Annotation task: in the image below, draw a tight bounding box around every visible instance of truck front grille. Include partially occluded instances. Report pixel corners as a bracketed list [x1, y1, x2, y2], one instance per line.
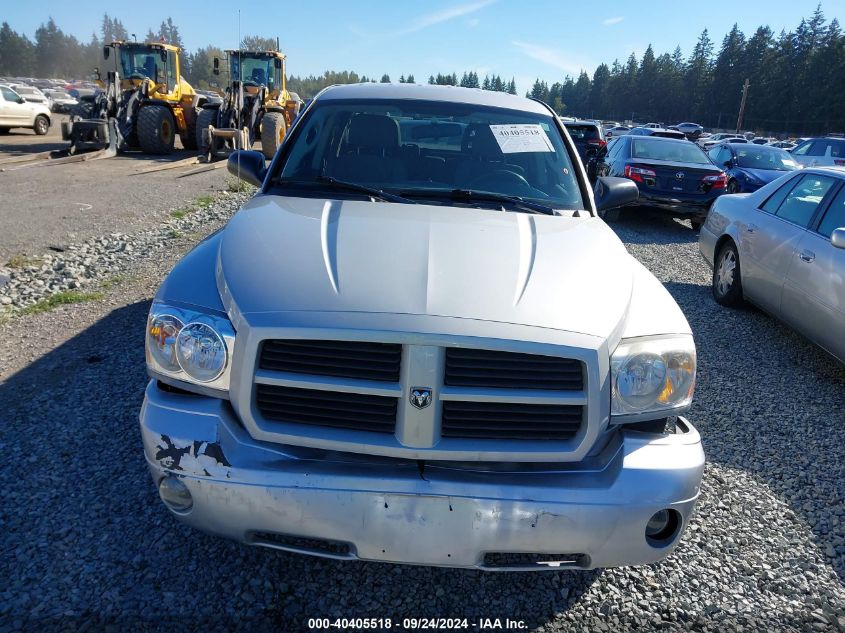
[444, 348, 583, 390]
[442, 401, 583, 440]
[260, 339, 402, 382]
[256, 384, 397, 434]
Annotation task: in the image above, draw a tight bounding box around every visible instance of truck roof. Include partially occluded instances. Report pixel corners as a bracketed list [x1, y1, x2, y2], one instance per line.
[316, 82, 551, 115]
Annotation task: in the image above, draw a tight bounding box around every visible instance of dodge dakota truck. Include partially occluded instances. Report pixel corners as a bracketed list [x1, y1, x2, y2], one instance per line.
[141, 83, 704, 570]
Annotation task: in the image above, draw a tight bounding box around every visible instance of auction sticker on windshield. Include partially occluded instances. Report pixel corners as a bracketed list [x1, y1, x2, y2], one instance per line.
[490, 124, 554, 153]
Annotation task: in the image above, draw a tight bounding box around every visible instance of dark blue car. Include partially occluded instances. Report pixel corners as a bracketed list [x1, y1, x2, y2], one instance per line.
[594, 134, 726, 228]
[706, 142, 800, 193]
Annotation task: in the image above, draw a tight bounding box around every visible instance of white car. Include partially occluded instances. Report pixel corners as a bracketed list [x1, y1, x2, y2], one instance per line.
[789, 137, 845, 168]
[605, 125, 630, 138]
[0, 85, 51, 135]
[701, 135, 747, 151]
[10, 84, 51, 108]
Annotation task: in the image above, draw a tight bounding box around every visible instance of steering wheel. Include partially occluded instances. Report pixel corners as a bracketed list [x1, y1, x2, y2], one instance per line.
[467, 169, 550, 198]
[128, 70, 147, 80]
[242, 80, 259, 87]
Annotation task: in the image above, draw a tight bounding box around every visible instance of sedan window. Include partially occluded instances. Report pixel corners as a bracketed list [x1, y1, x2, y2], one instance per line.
[0, 86, 18, 101]
[774, 174, 838, 228]
[818, 185, 845, 238]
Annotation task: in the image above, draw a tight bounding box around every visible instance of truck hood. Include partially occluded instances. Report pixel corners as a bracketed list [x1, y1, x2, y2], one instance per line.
[217, 196, 635, 339]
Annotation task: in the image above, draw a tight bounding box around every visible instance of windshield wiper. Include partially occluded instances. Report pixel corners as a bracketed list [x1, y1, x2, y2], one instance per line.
[313, 175, 416, 204]
[399, 188, 557, 215]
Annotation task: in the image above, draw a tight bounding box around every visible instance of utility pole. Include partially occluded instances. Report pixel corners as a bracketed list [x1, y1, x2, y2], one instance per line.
[736, 79, 750, 134]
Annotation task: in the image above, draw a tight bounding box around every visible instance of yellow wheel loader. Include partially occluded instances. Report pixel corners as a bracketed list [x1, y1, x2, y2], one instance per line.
[196, 49, 300, 160]
[62, 41, 207, 155]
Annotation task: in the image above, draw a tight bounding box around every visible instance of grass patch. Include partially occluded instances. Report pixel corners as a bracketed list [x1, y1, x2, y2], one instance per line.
[99, 275, 128, 290]
[168, 229, 182, 239]
[170, 208, 189, 219]
[226, 176, 254, 193]
[195, 195, 215, 208]
[19, 291, 104, 316]
[6, 254, 42, 269]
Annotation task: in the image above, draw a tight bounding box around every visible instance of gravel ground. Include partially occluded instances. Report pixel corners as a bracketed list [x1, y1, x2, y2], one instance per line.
[0, 202, 844, 632]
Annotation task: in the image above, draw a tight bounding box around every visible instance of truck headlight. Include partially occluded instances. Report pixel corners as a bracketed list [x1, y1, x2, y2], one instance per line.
[610, 335, 695, 420]
[146, 302, 235, 396]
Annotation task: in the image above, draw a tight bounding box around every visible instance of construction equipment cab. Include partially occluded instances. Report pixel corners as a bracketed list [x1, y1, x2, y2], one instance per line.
[196, 50, 298, 160]
[62, 41, 204, 155]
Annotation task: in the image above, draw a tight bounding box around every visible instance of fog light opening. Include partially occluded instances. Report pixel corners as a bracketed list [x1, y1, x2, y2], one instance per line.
[158, 476, 193, 514]
[645, 508, 681, 547]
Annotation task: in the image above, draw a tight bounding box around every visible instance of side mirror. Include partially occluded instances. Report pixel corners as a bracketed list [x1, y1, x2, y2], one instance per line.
[832, 228, 845, 250]
[227, 150, 266, 187]
[274, 58, 282, 69]
[594, 176, 638, 214]
[94, 67, 101, 81]
[723, 159, 733, 168]
[160, 50, 168, 62]
[103, 47, 110, 60]
[17, 97, 25, 104]
[213, 57, 220, 75]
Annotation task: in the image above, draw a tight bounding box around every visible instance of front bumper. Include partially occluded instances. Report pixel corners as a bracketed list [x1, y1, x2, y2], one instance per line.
[140, 381, 705, 570]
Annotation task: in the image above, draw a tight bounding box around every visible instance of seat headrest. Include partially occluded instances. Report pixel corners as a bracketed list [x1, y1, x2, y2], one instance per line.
[463, 124, 503, 157]
[347, 114, 400, 149]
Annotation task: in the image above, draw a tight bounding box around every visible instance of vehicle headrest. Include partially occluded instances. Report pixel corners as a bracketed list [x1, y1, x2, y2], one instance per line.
[346, 114, 400, 149]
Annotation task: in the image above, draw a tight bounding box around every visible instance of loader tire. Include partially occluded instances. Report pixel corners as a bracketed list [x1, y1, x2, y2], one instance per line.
[196, 108, 221, 155]
[137, 105, 175, 155]
[260, 111, 287, 159]
[182, 113, 198, 151]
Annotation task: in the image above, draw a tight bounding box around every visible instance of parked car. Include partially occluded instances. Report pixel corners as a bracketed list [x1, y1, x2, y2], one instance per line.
[627, 127, 686, 139]
[605, 125, 630, 138]
[141, 82, 704, 571]
[0, 85, 51, 135]
[42, 88, 78, 113]
[698, 132, 740, 148]
[707, 143, 801, 193]
[563, 120, 606, 180]
[750, 137, 776, 145]
[9, 84, 51, 109]
[768, 140, 796, 150]
[789, 136, 845, 168]
[701, 135, 747, 151]
[674, 122, 704, 139]
[700, 168, 845, 362]
[595, 133, 726, 228]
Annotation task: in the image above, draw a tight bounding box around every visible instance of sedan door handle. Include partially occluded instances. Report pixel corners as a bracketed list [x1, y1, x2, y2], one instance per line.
[798, 250, 816, 263]
[746, 224, 758, 233]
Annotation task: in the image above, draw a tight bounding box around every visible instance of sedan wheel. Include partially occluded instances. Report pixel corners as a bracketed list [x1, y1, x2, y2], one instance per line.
[713, 241, 744, 307]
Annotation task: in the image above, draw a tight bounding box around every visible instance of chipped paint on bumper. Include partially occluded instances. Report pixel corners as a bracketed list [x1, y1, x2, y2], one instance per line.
[140, 381, 704, 570]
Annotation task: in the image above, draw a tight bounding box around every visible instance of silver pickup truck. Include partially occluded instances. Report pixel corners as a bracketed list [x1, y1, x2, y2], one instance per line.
[141, 83, 704, 571]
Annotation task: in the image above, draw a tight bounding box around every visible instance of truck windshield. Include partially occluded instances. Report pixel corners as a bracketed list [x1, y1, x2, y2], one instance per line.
[119, 47, 172, 91]
[272, 98, 585, 210]
[230, 55, 276, 88]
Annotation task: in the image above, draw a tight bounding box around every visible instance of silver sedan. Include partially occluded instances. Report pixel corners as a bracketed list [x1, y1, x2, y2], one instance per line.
[699, 167, 845, 362]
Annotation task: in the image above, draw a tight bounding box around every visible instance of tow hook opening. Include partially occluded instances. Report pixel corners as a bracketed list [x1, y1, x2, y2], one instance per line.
[645, 508, 682, 547]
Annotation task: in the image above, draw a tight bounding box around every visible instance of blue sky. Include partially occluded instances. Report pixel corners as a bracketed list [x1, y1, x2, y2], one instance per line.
[4, 1, 836, 93]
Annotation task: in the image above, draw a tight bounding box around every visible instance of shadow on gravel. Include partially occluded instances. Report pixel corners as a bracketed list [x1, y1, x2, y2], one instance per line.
[0, 301, 601, 630]
[663, 280, 845, 585]
[608, 208, 700, 245]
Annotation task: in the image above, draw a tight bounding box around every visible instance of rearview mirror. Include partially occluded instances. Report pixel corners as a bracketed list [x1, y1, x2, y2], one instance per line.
[832, 228, 845, 250]
[227, 150, 267, 187]
[594, 176, 638, 214]
[213, 57, 220, 75]
[103, 47, 110, 60]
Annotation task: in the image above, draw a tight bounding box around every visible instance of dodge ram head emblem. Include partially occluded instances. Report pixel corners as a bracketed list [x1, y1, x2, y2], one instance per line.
[409, 387, 433, 409]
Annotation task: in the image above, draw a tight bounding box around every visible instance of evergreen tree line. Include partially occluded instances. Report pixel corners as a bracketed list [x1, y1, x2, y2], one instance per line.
[2, 8, 842, 134]
[526, 5, 843, 135]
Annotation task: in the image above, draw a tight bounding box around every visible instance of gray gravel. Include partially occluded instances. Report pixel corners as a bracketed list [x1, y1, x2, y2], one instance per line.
[1, 205, 844, 632]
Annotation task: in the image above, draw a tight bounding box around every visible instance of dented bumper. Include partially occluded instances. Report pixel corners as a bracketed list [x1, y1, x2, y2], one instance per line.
[140, 381, 704, 570]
